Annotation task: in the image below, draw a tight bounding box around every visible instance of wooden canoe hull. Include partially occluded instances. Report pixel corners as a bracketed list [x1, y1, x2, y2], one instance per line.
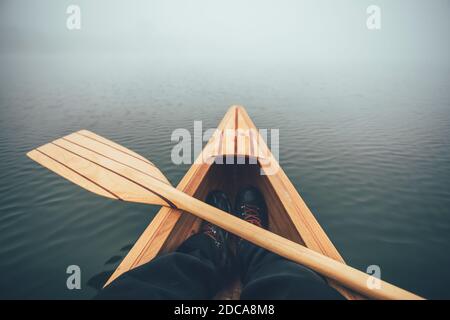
[105, 106, 362, 300]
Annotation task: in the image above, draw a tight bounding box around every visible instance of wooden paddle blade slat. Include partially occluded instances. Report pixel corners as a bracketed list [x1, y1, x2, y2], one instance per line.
[54, 139, 172, 206]
[64, 132, 170, 185]
[28, 139, 170, 207]
[77, 130, 153, 165]
[27, 150, 119, 200]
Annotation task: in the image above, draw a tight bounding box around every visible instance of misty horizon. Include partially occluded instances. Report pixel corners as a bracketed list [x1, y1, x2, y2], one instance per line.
[0, 0, 449, 67]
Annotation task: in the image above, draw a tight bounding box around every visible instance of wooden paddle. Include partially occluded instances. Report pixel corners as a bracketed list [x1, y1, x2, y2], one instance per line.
[27, 130, 423, 300]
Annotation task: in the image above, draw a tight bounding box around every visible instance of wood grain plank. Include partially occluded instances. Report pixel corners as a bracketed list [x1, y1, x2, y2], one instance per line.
[77, 130, 153, 165]
[65, 132, 170, 184]
[27, 149, 118, 200]
[39, 142, 168, 207]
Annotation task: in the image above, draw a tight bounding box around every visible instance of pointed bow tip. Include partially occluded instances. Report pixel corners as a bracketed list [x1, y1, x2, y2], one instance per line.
[229, 104, 245, 112]
[77, 129, 90, 135]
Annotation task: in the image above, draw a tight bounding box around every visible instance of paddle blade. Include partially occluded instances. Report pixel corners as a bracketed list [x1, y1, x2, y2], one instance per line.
[26, 130, 175, 208]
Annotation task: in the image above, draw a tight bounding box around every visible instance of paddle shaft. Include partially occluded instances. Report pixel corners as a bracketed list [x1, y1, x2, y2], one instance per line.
[165, 187, 423, 300]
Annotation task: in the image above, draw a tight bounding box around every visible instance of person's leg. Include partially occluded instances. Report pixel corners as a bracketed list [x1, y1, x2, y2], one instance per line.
[239, 240, 344, 300]
[96, 233, 229, 300]
[234, 186, 344, 300]
[96, 190, 235, 300]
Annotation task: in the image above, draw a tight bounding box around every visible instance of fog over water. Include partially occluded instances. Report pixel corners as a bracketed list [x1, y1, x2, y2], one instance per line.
[1, 0, 448, 64]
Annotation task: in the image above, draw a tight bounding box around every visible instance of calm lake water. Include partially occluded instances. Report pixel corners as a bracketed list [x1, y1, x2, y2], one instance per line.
[0, 54, 449, 299]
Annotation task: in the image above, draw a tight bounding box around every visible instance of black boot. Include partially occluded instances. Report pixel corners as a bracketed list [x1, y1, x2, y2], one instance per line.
[201, 190, 233, 248]
[234, 186, 268, 230]
[199, 190, 236, 278]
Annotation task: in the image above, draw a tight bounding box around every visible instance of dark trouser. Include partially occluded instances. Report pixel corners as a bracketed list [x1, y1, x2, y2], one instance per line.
[96, 234, 344, 300]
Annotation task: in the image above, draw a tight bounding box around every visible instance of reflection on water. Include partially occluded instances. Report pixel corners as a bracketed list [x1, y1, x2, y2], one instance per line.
[87, 271, 113, 292]
[0, 54, 449, 299]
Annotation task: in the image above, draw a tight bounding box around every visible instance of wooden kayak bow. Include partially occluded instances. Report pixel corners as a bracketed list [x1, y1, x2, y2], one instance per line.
[26, 129, 424, 300]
